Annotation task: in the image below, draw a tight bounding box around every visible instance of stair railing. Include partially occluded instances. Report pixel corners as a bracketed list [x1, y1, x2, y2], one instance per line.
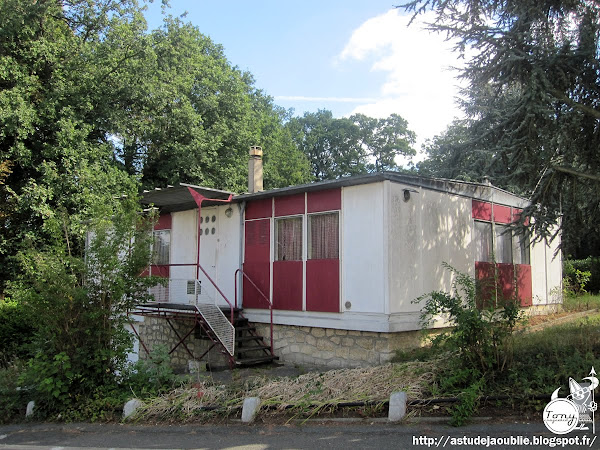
[155, 262, 235, 325]
[235, 268, 274, 356]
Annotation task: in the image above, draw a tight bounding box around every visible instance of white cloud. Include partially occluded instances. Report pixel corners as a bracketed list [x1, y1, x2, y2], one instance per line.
[338, 9, 465, 155]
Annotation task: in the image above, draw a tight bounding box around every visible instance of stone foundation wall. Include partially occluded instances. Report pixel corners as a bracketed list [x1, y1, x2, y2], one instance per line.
[136, 317, 230, 373]
[254, 323, 427, 369]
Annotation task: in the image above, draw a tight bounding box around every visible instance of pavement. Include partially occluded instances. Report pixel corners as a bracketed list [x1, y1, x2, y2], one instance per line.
[3, 418, 598, 450]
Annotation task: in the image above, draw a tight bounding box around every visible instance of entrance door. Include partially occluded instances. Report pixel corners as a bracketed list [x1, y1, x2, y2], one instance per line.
[197, 207, 219, 305]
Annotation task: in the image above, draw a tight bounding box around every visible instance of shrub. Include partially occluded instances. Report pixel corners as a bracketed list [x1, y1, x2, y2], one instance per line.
[413, 263, 523, 425]
[10, 199, 160, 417]
[413, 263, 523, 373]
[564, 258, 600, 294]
[123, 345, 181, 397]
[0, 298, 34, 368]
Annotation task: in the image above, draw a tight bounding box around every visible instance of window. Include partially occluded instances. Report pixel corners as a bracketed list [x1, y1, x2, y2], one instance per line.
[474, 221, 492, 262]
[513, 233, 530, 265]
[474, 221, 530, 265]
[308, 212, 339, 259]
[275, 216, 302, 261]
[152, 230, 170, 265]
[495, 225, 513, 264]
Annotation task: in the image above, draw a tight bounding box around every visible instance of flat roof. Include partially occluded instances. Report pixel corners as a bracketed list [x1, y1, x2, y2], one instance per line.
[141, 172, 529, 212]
[141, 183, 235, 213]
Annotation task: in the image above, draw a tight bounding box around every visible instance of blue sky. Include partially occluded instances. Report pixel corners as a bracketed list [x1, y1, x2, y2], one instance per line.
[144, 1, 465, 156]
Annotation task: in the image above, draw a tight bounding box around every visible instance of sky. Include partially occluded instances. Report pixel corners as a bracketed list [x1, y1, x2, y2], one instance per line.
[144, 1, 466, 158]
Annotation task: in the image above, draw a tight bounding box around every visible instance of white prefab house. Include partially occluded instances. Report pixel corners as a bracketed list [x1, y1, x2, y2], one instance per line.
[131, 152, 562, 370]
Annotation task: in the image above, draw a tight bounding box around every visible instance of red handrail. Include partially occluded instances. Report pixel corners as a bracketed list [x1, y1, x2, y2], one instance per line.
[235, 268, 274, 356]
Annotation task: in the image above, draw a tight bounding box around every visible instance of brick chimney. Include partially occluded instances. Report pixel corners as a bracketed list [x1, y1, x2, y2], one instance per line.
[248, 146, 263, 193]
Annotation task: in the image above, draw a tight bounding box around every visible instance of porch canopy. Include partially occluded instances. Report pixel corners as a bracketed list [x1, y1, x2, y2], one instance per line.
[141, 183, 236, 213]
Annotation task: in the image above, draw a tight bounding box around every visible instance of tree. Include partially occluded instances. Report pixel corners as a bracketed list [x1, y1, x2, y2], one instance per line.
[0, 0, 148, 290]
[0, 1, 312, 292]
[287, 110, 416, 181]
[110, 17, 311, 193]
[350, 113, 416, 172]
[403, 0, 600, 250]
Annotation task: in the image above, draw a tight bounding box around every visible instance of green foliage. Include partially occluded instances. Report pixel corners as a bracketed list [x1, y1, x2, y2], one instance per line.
[124, 345, 180, 396]
[10, 195, 158, 416]
[0, 363, 26, 423]
[0, 298, 34, 367]
[286, 109, 416, 181]
[564, 258, 600, 294]
[414, 264, 523, 373]
[404, 0, 600, 256]
[0, 0, 312, 295]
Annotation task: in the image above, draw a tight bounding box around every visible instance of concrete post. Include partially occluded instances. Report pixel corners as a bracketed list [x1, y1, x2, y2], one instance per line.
[241, 397, 261, 423]
[388, 391, 407, 422]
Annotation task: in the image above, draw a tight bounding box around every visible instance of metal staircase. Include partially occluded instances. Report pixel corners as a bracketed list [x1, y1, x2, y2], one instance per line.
[130, 273, 277, 369]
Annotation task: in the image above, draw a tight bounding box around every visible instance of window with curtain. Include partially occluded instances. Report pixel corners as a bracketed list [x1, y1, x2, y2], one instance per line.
[275, 216, 303, 261]
[308, 212, 339, 260]
[474, 221, 492, 262]
[152, 229, 170, 265]
[495, 224, 513, 263]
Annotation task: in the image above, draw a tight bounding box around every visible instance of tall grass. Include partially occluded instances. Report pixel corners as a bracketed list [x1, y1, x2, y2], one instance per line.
[563, 294, 600, 312]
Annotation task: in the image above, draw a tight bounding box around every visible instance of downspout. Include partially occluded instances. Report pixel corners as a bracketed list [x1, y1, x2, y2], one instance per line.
[238, 201, 246, 308]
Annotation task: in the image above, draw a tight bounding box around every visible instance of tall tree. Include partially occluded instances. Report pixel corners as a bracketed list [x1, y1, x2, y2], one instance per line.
[350, 113, 416, 172]
[0, 0, 145, 289]
[287, 110, 416, 181]
[403, 0, 600, 250]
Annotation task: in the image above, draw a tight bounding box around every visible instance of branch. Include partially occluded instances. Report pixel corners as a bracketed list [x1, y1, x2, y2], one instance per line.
[553, 166, 600, 182]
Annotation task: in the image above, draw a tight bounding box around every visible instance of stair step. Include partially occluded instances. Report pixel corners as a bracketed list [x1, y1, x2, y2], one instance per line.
[235, 325, 256, 333]
[235, 335, 264, 343]
[236, 345, 270, 354]
[235, 355, 278, 367]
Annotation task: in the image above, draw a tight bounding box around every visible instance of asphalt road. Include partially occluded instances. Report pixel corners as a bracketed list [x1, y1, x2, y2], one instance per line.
[1, 419, 598, 450]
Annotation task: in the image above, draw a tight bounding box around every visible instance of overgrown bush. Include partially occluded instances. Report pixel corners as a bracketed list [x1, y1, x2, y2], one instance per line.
[0, 363, 27, 423]
[8, 198, 160, 418]
[0, 298, 35, 368]
[123, 345, 181, 397]
[414, 264, 523, 373]
[564, 258, 600, 294]
[413, 263, 523, 425]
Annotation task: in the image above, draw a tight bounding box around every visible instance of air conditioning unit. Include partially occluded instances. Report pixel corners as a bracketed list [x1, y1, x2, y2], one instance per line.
[186, 280, 201, 305]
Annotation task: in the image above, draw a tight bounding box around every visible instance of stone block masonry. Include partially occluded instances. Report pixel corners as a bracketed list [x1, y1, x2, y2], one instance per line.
[136, 318, 432, 372]
[136, 317, 230, 372]
[254, 323, 426, 369]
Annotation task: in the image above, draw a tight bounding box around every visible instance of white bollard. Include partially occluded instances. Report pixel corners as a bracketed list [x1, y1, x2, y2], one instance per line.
[241, 397, 261, 423]
[123, 399, 144, 420]
[388, 391, 407, 422]
[25, 401, 35, 418]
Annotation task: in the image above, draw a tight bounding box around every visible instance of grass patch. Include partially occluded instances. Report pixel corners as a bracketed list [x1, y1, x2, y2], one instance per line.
[394, 311, 600, 422]
[563, 293, 600, 312]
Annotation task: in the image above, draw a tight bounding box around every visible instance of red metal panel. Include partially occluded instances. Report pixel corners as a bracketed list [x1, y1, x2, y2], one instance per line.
[516, 264, 533, 306]
[475, 261, 495, 308]
[497, 263, 515, 301]
[243, 219, 271, 309]
[245, 198, 272, 220]
[493, 204, 512, 224]
[273, 261, 303, 310]
[274, 193, 305, 217]
[150, 265, 170, 278]
[307, 188, 342, 213]
[306, 259, 339, 312]
[472, 200, 492, 221]
[155, 213, 172, 230]
[512, 208, 530, 226]
[242, 262, 270, 309]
